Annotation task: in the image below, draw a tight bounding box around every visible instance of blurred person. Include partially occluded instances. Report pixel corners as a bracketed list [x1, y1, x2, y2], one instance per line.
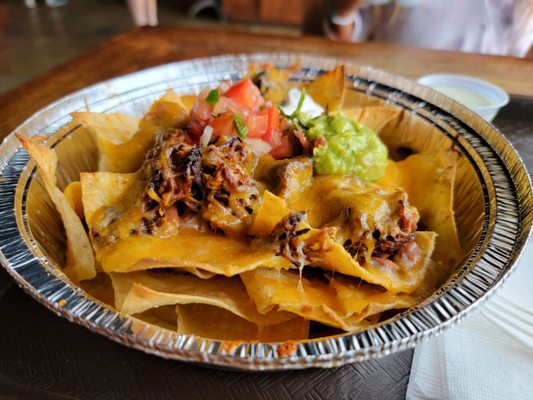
[127, 0, 158, 26]
[24, 0, 67, 7]
[324, 0, 533, 57]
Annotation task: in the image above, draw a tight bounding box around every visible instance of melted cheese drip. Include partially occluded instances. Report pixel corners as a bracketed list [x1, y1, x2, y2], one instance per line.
[98, 229, 292, 276]
[248, 190, 435, 293]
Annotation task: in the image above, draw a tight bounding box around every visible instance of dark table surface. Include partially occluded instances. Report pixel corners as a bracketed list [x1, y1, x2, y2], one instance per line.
[1, 97, 531, 400]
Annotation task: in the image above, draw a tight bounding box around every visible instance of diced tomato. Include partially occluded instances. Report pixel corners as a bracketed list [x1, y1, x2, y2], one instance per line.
[208, 112, 236, 137]
[248, 105, 278, 138]
[188, 80, 290, 154]
[224, 79, 262, 110]
[261, 127, 282, 149]
[294, 130, 311, 155]
[259, 106, 283, 147]
[265, 106, 280, 133]
[269, 134, 293, 159]
[246, 113, 268, 138]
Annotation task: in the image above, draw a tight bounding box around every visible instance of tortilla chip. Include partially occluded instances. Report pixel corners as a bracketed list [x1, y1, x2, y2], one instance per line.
[63, 181, 83, 219]
[176, 304, 309, 341]
[139, 89, 189, 131]
[99, 231, 292, 276]
[296, 230, 436, 294]
[377, 159, 402, 188]
[264, 180, 436, 293]
[248, 189, 437, 293]
[17, 135, 96, 282]
[71, 111, 152, 173]
[249, 61, 301, 104]
[241, 267, 417, 332]
[343, 89, 384, 108]
[136, 305, 179, 331]
[247, 192, 390, 287]
[110, 270, 296, 325]
[376, 150, 462, 261]
[306, 65, 346, 111]
[179, 95, 197, 111]
[80, 171, 140, 228]
[249, 190, 291, 238]
[342, 107, 400, 134]
[70, 112, 140, 145]
[80, 170, 293, 276]
[72, 90, 188, 173]
[79, 272, 114, 305]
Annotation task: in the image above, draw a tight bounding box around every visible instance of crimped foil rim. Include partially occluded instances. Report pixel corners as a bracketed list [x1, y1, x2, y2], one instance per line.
[0, 53, 531, 370]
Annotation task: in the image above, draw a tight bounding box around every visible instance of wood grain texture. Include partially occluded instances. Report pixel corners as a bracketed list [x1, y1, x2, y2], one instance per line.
[1, 26, 532, 138]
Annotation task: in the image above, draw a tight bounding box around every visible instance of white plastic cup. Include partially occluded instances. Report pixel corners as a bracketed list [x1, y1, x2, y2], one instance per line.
[417, 74, 510, 122]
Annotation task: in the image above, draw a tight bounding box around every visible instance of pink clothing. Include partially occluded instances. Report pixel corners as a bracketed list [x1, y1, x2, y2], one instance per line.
[353, 0, 533, 57]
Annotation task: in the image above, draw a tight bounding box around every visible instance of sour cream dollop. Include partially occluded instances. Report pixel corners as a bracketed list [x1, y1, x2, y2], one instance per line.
[280, 89, 324, 118]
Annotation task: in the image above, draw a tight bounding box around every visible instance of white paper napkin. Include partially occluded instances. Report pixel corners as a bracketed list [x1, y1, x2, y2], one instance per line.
[407, 241, 533, 400]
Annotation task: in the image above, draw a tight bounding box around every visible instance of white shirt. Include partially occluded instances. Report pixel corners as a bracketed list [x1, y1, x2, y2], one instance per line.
[353, 0, 533, 57]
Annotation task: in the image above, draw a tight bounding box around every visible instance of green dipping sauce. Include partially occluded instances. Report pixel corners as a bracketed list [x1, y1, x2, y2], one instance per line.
[306, 114, 388, 181]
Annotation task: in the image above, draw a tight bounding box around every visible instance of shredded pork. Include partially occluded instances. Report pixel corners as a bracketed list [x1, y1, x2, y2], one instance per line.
[140, 130, 421, 275]
[201, 137, 260, 237]
[141, 131, 260, 237]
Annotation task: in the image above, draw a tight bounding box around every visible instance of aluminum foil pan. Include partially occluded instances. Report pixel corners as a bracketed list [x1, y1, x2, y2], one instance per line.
[0, 54, 531, 370]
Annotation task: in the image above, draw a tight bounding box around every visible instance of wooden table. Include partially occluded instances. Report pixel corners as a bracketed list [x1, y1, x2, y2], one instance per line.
[1, 26, 533, 140]
[1, 27, 532, 400]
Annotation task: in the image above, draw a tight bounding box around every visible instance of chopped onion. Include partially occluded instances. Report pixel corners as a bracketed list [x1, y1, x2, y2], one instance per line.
[199, 125, 214, 147]
[245, 138, 272, 156]
[219, 80, 232, 93]
[213, 96, 241, 115]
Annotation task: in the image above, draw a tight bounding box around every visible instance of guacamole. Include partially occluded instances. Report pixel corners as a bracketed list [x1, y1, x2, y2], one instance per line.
[306, 114, 388, 181]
